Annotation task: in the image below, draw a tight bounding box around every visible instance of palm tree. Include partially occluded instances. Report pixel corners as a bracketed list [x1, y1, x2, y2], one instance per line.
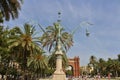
[27, 53, 48, 78]
[118, 54, 120, 62]
[98, 58, 106, 75]
[40, 22, 73, 69]
[108, 60, 120, 77]
[117, 54, 120, 76]
[89, 55, 98, 75]
[40, 22, 73, 52]
[8, 23, 42, 71]
[0, 0, 22, 21]
[89, 55, 97, 66]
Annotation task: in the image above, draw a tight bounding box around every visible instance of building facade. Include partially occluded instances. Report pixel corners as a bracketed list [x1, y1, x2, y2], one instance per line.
[68, 56, 80, 77]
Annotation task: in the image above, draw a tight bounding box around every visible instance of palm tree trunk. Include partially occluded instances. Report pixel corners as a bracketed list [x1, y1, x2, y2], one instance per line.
[23, 48, 27, 80]
[23, 49, 27, 72]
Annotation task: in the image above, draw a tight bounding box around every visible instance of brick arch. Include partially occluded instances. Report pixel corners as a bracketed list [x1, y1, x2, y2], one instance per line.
[68, 56, 80, 77]
[66, 65, 74, 76]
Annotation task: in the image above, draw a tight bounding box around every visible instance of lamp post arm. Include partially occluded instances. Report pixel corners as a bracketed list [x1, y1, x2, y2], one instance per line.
[71, 25, 82, 36]
[28, 19, 47, 36]
[38, 23, 46, 34]
[71, 22, 92, 36]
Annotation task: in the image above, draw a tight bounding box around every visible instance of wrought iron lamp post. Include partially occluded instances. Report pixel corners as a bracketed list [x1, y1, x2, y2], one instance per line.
[52, 12, 66, 80]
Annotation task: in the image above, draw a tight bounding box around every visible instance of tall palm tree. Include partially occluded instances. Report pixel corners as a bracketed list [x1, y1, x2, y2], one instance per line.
[40, 22, 73, 69]
[108, 60, 120, 77]
[118, 54, 120, 62]
[0, 0, 22, 21]
[8, 23, 42, 71]
[89, 55, 98, 75]
[89, 55, 97, 65]
[98, 58, 106, 75]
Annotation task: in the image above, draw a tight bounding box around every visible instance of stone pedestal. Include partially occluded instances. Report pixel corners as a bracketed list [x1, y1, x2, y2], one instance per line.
[52, 72, 66, 80]
[52, 54, 66, 80]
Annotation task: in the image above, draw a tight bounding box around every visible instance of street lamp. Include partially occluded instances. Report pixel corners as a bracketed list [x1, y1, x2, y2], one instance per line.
[52, 12, 66, 80]
[71, 21, 92, 37]
[31, 12, 92, 80]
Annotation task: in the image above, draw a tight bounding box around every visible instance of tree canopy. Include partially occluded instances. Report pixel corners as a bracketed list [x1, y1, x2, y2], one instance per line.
[0, 0, 22, 22]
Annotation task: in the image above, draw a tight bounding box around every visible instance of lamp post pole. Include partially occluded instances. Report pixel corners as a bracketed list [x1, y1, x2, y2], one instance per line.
[52, 12, 66, 80]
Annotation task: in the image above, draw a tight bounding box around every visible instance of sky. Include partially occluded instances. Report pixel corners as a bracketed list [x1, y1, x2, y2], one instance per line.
[5, 0, 120, 66]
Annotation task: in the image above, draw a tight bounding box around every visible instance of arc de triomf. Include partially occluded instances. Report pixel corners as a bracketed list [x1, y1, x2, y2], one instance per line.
[68, 56, 80, 77]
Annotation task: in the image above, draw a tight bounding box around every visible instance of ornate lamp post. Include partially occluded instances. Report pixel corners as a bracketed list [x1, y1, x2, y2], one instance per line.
[52, 12, 66, 80]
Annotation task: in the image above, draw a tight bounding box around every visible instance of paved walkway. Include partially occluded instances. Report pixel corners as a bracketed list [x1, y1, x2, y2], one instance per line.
[39, 78, 119, 80]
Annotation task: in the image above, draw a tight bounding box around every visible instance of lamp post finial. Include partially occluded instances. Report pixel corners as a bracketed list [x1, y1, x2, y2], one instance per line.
[57, 12, 61, 22]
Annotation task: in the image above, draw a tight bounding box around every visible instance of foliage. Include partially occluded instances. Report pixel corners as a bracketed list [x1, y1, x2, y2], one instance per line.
[0, 23, 44, 80]
[40, 22, 73, 52]
[27, 53, 48, 77]
[0, 21, 73, 78]
[8, 23, 42, 71]
[40, 22, 73, 70]
[48, 51, 68, 69]
[66, 70, 73, 76]
[88, 55, 120, 77]
[0, 0, 22, 21]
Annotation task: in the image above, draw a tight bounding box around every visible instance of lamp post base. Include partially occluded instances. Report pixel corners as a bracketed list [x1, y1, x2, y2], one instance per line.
[52, 71, 66, 80]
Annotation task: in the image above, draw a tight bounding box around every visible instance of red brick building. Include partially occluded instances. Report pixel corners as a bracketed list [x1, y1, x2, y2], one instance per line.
[68, 56, 80, 77]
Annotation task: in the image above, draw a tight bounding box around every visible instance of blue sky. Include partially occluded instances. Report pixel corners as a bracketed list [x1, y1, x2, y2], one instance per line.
[5, 0, 120, 66]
